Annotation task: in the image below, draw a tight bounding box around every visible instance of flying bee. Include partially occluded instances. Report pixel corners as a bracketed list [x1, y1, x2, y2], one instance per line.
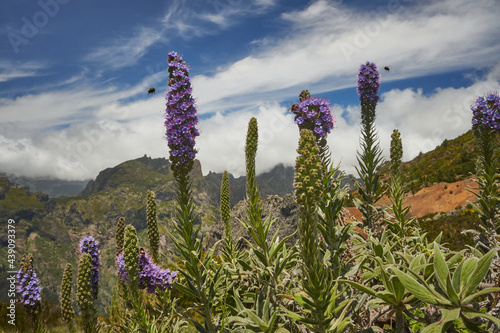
[384, 66, 390, 71]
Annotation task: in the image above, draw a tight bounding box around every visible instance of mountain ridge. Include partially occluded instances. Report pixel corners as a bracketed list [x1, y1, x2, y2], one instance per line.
[0, 128, 495, 312]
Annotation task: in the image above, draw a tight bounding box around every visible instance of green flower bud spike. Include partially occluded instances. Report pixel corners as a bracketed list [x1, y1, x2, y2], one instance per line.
[245, 117, 258, 191]
[390, 129, 403, 177]
[77, 252, 97, 332]
[221, 170, 234, 258]
[147, 190, 159, 263]
[77, 253, 92, 310]
[124, 224, 139, 289]
[295, 129, 324, 210]
[60, 263, 75, 332]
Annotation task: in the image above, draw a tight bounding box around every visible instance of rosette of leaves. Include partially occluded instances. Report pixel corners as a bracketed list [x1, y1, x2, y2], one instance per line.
[341, 229, 431, 332]
[391, 243, 500, 332]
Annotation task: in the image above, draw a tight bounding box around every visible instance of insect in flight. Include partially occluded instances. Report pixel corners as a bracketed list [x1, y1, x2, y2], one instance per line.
[384, 66, 390, 71]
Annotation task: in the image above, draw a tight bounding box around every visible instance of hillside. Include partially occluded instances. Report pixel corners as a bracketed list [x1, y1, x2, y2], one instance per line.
[379, 130, 500, 193]
[0, 128, 495, 314]
[0, 156, 299, 309]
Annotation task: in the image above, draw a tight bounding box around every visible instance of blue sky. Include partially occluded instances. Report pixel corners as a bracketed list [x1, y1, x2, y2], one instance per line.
[0, 0, 499, 180]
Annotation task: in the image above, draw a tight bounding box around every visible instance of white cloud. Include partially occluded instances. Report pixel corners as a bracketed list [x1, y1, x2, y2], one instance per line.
[0, 69, 499, 181]
[1, 0, 500, 181]
[192, 0, 500, 114]
[83, 27, 164, 70]
[0, 60, 46, 82]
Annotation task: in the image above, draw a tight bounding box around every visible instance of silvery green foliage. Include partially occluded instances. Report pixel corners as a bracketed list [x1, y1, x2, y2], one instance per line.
[96, 58, 500, 333]
[393, 243, 500, 332]
[230, 117, 298, 332]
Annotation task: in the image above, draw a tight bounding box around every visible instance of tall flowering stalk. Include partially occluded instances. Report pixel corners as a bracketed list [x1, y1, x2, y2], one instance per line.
[288, 129, 350, 332]
[77, 253, 96, 333]
[220, 170, 235, 260]
[123, 225, 139, 294]
[470, 92, 500, 250]
[165, 50, 199, 176]
[146, 190, 160, 263]
[60, 263, 75, 333]
[165, 51, 222, 332]
[16, 253, 43, 332]
[385, 129, 414, 240]
[355, 62, 384, 232]
[79, 236, 100, 300]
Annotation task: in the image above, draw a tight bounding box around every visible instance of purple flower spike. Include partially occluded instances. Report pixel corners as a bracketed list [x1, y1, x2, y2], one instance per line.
[165, 51, 200, 175]
[16, 254, 42, 312]
[291, 90, 335, 138]
[357, 62, 380, 108]
[80, 236, 100, 299]
[116, 249, 177, 293]
[471, 92, 500, 133]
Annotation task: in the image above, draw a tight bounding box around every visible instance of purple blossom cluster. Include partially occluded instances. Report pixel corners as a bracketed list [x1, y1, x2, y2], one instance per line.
[357, 62, 380, 107]
[471, 92, 500, 132]
[80, 236, 100, 299]
[291, 94, 335, 138]
[165, 51, 200, 173]
[116, 249, 177, 293]
[16, 256, 41, 307]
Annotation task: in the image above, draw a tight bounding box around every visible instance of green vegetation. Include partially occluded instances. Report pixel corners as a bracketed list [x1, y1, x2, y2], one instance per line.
[378, 130, 500, 193]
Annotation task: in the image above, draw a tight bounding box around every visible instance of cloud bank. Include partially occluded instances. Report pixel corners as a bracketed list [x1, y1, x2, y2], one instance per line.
[0, 0, 499, 180]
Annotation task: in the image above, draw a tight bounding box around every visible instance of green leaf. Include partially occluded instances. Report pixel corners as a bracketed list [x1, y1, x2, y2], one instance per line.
[462, 287, 500, 305]
[465, 310, 500, 327]
[433, 243, 450, 294]
[392, 268, 451, 306]
[452, 260, 464, 294]
[445, 274, 460, 306]
[460, 257, 478, 293]
[410, 254, 425, 271]
[421, 322, 446, 333]
[374, 244, 383, 258]
[462, 248, 497, 298]
[392, 275, 406, 303]
[339, 280, 377, 298]
[437, 307, 460, 325]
